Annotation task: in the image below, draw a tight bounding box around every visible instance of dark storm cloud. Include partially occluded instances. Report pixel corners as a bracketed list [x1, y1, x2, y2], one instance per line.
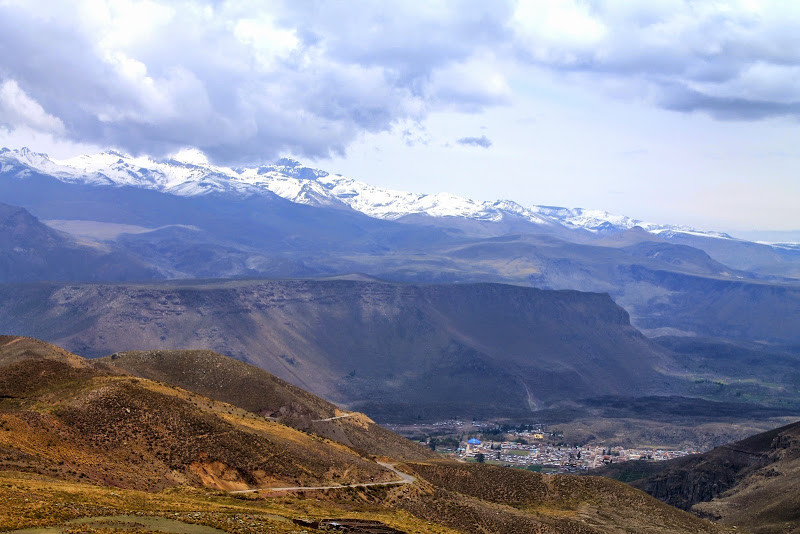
[657, 82, 800, 121]
[456, 135, 492, 148]
[1, 1, 800, 163]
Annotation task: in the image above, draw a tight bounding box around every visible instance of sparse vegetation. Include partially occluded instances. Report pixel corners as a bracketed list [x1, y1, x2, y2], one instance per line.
[0, 336, 740, 533]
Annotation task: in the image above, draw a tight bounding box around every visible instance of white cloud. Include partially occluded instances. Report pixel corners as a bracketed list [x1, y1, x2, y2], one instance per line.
[508, 1, 800, 118]
[0, 0, 513, 162]
[688, 62, 800, 104]
[2, 0, 800, 164]
[233, 15, 300, 68]
[428, 54, 512, 111]
[512, 0, 608, 64]
[0, 79, 65, 134]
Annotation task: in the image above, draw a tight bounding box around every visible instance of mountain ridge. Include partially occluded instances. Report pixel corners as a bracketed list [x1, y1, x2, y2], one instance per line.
[0, 146, 740, 242]
[0, 278, 701, 420]
[0, 201, 160, 283]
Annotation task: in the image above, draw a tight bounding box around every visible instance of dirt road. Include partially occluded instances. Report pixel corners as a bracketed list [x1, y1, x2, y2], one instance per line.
[229, 462, 415, 494]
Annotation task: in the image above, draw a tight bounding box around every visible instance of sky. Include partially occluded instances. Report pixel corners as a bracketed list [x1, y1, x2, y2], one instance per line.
[0, 0, 799, 236]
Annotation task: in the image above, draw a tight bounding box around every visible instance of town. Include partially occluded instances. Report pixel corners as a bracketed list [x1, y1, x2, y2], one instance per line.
[387, 419, 700, 473]
[454, 438, 698, 472]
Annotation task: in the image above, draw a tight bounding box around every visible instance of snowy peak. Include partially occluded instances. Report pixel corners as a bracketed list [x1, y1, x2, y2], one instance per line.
[0, 146, 731, 241]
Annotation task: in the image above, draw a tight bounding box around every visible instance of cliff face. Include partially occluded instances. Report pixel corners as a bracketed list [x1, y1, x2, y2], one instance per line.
[0, 279, 676, 421]
[600, 420, 800, 533]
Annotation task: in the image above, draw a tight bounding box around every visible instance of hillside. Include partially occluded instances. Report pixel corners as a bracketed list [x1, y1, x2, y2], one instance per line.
[399, 461, 731, 534]
[593, 419, 800, 533]
[100, 349, 434, 460]
[0, 336, 733, 533]
[0, 334, 91, 368]
[0, 336, 396, 492]
[0, 203, 158, 283]
[0, 279, 682, 421]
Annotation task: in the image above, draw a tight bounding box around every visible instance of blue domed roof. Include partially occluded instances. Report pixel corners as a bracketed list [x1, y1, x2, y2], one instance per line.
[467, 438, 481, 445]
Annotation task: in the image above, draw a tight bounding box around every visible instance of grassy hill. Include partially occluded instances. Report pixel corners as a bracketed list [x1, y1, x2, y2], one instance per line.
[99, 348, 435, 461]
[0, 337, 394, 492]
[400, 461, 732, 534]
[0, 336, 734, 533]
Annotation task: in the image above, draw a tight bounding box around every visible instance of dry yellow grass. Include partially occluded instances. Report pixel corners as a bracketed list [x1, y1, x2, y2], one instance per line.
[0, 336, 749, 533]
[0, 470, 460, 534]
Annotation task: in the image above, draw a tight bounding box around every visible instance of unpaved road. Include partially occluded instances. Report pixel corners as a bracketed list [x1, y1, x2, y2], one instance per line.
[230, 462, 415, 494]
[311, 412, 355, 422]
[262, 412, 353, 423]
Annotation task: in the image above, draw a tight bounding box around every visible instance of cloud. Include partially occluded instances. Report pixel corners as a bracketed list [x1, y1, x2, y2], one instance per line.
[456, 135, 492, 148]
[1, 1, 800, 163]
[0, 0, 512, 164]
[0, 79, 65, 134]
[510, 1, 800, 120]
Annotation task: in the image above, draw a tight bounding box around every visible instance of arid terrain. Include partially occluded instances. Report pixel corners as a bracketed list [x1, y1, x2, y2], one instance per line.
[591, 419, 800, 533]
[0, 335, 734, 533]
[4, 4, 800, 532]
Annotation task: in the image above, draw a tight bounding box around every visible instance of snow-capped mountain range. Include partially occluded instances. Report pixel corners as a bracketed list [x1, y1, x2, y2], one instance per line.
[0, 146, 730, 239]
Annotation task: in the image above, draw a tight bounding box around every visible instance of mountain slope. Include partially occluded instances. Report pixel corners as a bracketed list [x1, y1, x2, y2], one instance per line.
[0, 279, 684, 421]
[0, 336, 397, 492]
[0, 336, 733, 533]
[0, 339, 452, 531]
[593, 419, 800, 533]
[100, 348, 434, 460]
[0, 203, 159, 283]
[401, 461, 731, 534]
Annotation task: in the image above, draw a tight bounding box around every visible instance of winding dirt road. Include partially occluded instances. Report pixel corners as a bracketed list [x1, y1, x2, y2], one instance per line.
[229, 462, 415, 494]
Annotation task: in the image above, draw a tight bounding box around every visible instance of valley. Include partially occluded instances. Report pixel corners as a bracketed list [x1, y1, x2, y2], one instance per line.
[0, 148, 799, 531]
[4, 4, 800, 531]
[3, 277, 797, 424]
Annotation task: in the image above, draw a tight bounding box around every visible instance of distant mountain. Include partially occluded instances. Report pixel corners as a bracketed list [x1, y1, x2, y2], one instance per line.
[0, 159, 460, 279]
[4, 144, 798, 281]
[0, 202, 159, 283]
[0, 278, 703, 421]
[0, 146, 738, 238]
[2, 147, 800, 345]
